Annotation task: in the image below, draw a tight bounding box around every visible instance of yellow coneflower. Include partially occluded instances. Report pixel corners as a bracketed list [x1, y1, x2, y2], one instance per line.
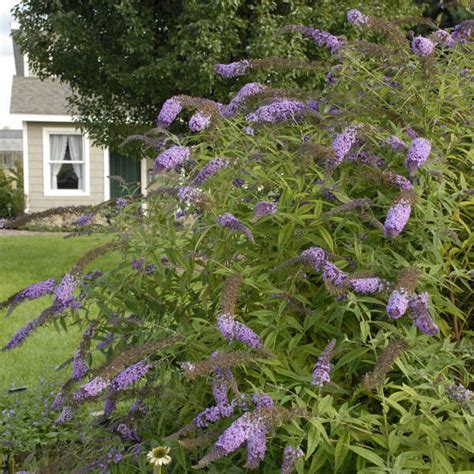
[147, 446, 172, 473]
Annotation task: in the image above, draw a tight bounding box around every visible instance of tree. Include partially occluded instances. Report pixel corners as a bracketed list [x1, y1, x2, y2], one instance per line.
[13, 0, 422, 147]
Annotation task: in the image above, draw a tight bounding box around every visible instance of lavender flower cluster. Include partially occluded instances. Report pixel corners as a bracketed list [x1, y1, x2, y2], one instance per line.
[218, 213, 255, 243]
[153, 145, 190, 175]
[246, 99, 306, 124]
[192, 158, 228, 185]
[384, 199, 412, 238]
[284, 25, 341, 54]
[217, 313, 263, 349]
[8, 278, 56, 314]
[215, 60, 251, 78]
[331, 126, 361, 167]
[312, 339, 336, 387]
[347, 9, 369, 26]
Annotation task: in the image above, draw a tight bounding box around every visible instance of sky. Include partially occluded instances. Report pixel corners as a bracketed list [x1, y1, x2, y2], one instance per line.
[0, 0, 21, 130]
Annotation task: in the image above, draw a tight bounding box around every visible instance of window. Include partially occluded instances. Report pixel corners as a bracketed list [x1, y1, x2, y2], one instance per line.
[43, 129, 89, 196]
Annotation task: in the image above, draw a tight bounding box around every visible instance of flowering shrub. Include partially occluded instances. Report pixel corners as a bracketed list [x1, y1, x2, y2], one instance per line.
[2, 11, 473, 473]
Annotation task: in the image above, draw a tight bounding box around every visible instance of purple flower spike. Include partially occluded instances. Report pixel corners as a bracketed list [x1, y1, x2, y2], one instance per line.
[281, 446, 304, 474]
[284, 25, 341, 54]
[55, 274, 77, 304]
[386, 289, 409, 319]
[384, 135, 407, 152]
[73, 213, 95, 227]
[409, 292, 439, 336]
[405, 138, 431, 174]
[331, 126, 360, 167]
[347, 9, 369, 26]
[246, 424, 268, 469]
[215, 60, 250, 79]
[243, 126, 255, 136]
[153, 145, 190, 175]
[8, 278, 56, 315]
[223, 82, 266, 118]
[110, 360, 152, 392]
[322, 261, 347, 287]
[300, 247, 326, 271]
[194, 406, 225, 428]
[446, 383, 473, 407]
[192, 158, 228, 185]
[189, 112, 211, 132]
[254, 201, 277, 221]
[104, 397, 117, 417]
[55, 406, 73, 425]
[384, 199, 412, 238]
[156, 97, 182, 128]
[349, 277, 385, 294]
[131, 257, 144, 270]
[218, 213, 254, 243]
[411, 36, 435, 56]
[71, 350, 88, 381]
[312, 339, 336, 387]
[252, 393, 273, 409]
[432, 30, 455, 48]
[217, 313, 263, 349]
[246, 99, 306, 124]
[2, 319, 39, 351]
[116, 197, 128, 209]
[73, 376, 109, 401]
[51, 391, 64, 411]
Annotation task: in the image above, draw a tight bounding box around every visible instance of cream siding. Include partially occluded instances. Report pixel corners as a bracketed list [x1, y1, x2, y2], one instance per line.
[26, 122, 106, 212]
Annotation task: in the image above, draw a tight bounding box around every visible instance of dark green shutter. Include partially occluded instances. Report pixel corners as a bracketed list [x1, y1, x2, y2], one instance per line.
[109, 152, 141, 198]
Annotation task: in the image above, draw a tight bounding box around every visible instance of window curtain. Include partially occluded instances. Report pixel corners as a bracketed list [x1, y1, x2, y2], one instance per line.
[68, 135, 83, 190]
[50, 135, 68, 190]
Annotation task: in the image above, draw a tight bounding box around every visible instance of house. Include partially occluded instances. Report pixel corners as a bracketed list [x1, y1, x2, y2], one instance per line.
[0, 129, 22, 171]
[9, 30, 148, 213]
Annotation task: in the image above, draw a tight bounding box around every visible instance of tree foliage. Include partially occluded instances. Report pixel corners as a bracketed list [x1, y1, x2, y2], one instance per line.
[13, 0, 422, 147]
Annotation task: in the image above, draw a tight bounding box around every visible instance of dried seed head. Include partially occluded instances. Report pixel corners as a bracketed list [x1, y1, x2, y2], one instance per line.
[221, 274, 242, 315]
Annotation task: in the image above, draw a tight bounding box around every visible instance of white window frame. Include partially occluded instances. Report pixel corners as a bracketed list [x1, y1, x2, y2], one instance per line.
[43, 127, 90, 197]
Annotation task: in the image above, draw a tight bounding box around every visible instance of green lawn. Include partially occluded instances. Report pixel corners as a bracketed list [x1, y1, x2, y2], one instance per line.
[0, 234, 112, 390]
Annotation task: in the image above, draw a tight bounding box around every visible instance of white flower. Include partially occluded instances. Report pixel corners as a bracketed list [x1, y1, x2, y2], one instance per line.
[147, 446, 172, 467]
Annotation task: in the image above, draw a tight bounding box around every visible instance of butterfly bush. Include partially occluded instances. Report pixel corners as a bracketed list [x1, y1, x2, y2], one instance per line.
[2, 10, 472, 473]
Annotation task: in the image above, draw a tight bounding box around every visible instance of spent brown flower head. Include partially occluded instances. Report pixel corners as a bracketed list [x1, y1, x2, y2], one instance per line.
[221, 273, 242, 315]
[363, 338, 410, 391]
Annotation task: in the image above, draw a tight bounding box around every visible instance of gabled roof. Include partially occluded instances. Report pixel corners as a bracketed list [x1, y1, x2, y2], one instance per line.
[10, 76, 74, 116]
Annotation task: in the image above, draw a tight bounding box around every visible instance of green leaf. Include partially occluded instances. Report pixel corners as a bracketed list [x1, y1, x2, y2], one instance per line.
[349, 446, 386, 468]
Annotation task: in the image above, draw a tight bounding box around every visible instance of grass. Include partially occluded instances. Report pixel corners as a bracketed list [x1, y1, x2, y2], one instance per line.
[0, 234, 114, 391]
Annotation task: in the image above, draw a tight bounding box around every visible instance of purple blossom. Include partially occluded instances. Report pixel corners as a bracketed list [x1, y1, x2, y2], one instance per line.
[411, 36, 435, 56]
[243, 126, 255, 135]
[252, 393, 273, 409]
[51, 391, 64, 411]
[83, 270, 103, 280]
[200, 412, 266, 466]
[233, 178, 245, 187]
[331, 126, 360, 167]
[409, 292, 439, 336]
[217, 313, 263, 349]
[281, 446, 304, 474]
[246, 99, 306, 124]
[131, 257, 144, 270]
[73, 376, 109, 401]
[156, 97, 182, 128]
[55, 274, 77, 304]
[96, 332, 114, 351]
[8, 278, 56, 314]
[55, 406, 73, 425]
[307, 99, 319, 111]
[405, 138, 431, 174]
[177, 186, 202, 204]
[193, 158, 228, 185]
[383, 172, 413, 191]
[384, 199, 412, 238]
[349, 278, 385, 294]
[347, 9, 369, 26]
[284, 25, 341, 54]
[194, 406, 224, 428]
[246, 424, 268, 469]
[404, 127, 418, 139]
[110, 360, 152, 392]
[383, 76, 400, 88]
[189, 112, 211, 132]
[72, 213, 95, 227]
[144, 263, 157, 275]
[384, 135, 407, 152]
[347, 151, 385, 168]
[116, 197, 128, 209]
[71, 350, 88, 381]
[254, 201, 277, 221]
[312, 339, 336, 387]
[300, 247, 326, 271]
[104, 397, 117, 417]
[107, 447, 123, 464]
[215, 60, 250, 78]
[445, 383, 473, 407]
[460, 68, 471, 77]
[153, 145, 190, 175]
[116, 423, 140, 443]
[223, 82, 266, 118]
[218, 213, 254, 242]
[451, 20, 473, 43]
[322, 261, 347, 287]
[432, 29, 455, 47]
[386, 289, 409, 319]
